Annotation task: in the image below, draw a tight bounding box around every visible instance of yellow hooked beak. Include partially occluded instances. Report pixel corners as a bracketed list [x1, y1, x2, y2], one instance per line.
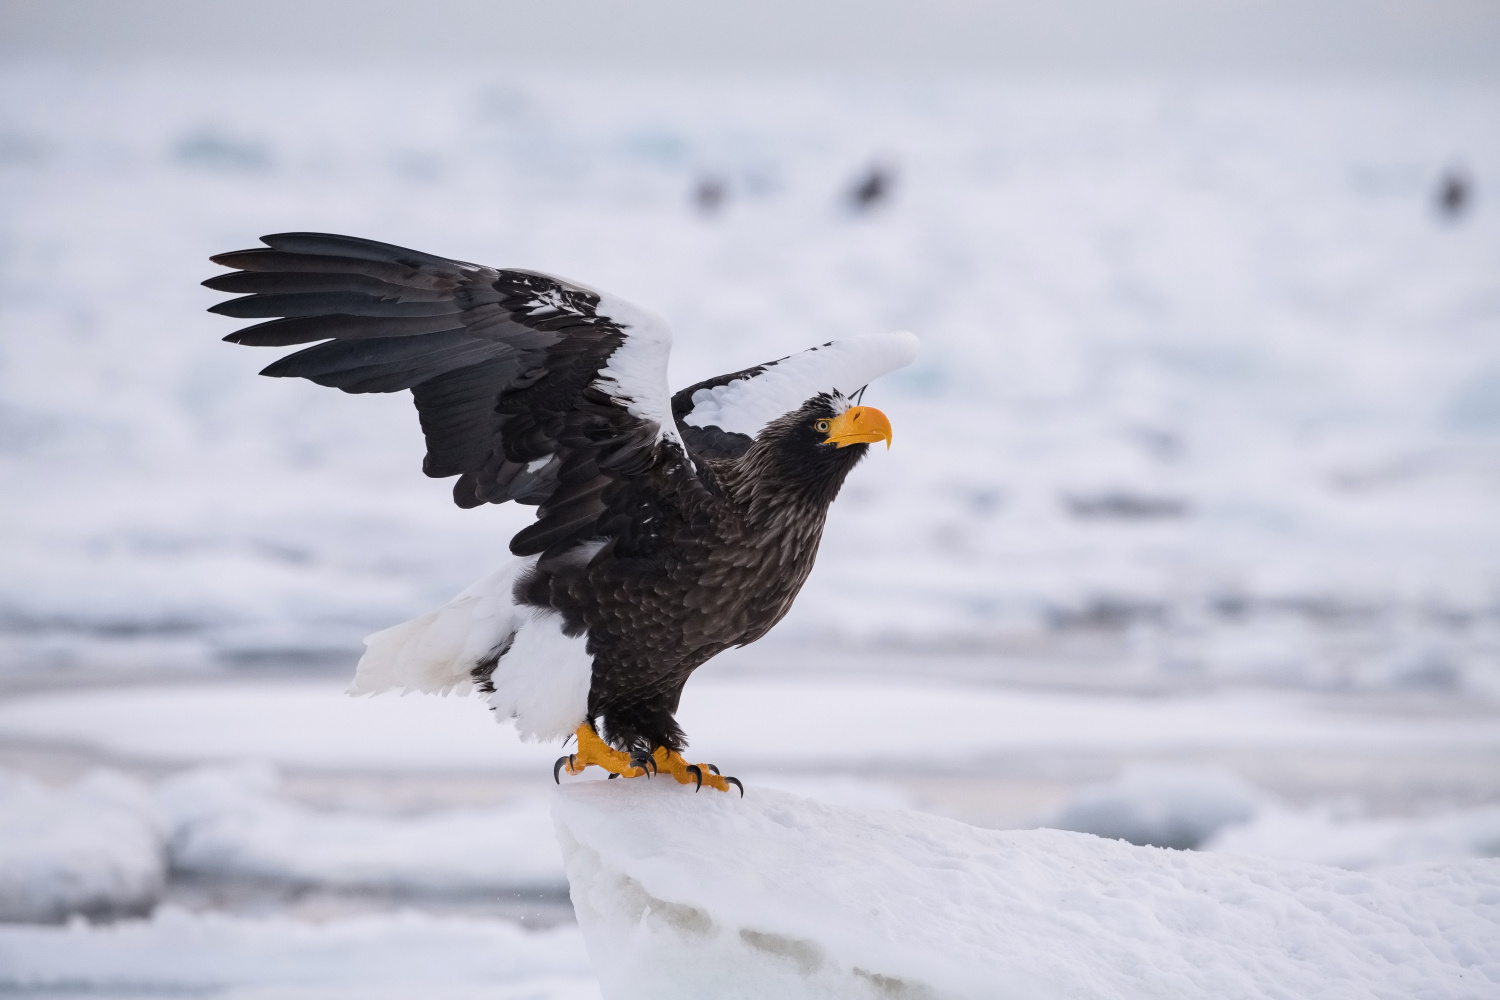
[822, 405, 893, 449]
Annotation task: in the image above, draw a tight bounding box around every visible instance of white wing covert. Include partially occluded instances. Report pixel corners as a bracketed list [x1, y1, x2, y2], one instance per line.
[671, 332, 919, 459]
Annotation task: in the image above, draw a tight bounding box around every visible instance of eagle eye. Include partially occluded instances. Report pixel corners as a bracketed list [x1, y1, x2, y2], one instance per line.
[814, 419, 831, 433]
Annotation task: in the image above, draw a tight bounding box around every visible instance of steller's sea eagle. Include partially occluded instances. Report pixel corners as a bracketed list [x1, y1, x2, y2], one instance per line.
[206, 233, 918, 794]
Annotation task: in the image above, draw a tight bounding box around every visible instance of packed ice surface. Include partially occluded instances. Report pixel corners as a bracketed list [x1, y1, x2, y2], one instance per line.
[555, 781, 1500, 1000]
[0, 769, 164, 922]
[0, 906, 594, 996]
[2, 65, 1499, 691]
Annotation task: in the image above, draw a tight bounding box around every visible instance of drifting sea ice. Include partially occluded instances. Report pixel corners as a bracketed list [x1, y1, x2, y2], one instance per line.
[0, 764, 566, 925]
[556, 781, 1500, 1000]
[0, 906, 594, 996]
[0, 769, 164, 922]
[161, 763, 565, 893]
[1049, 764, 1500, 868]
[1047, 763, 1264, 850]
[1206, 801, 1500, 870]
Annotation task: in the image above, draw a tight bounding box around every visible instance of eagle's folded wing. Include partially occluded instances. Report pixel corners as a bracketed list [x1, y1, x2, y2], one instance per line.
[206, 233, 685, 559]
[670, 332, 919, 459]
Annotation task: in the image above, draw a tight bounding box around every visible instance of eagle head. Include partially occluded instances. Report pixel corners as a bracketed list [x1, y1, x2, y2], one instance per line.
[744, 391, 893, 507]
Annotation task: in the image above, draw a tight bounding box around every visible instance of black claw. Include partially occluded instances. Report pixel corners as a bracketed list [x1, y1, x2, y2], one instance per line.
[629, 751, 656, 777]
[553, 755, 573, 784]
[707, 764, 721, 775]
[724, 775, 744, 797]
[607, 771, 619, 779]
[685, 763, 703, 792]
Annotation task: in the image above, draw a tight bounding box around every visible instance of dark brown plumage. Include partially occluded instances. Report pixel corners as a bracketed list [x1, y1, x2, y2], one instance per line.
[518, 394, 869, 753]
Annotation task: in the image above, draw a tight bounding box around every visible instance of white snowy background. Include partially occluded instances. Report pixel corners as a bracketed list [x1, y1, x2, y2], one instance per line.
[1, 0, 1498, 994]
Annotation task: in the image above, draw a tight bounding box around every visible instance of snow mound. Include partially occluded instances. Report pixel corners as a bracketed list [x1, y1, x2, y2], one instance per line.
[0, 769, 164, 922]
[0, 906, 592, 993]
[1049, 764, 1265, 849]
[553, 781, 1500, 1000]
[160, 764, 565, 891]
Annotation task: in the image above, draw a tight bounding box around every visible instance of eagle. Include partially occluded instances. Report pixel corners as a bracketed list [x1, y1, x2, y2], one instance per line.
[206, 233, 918, 794]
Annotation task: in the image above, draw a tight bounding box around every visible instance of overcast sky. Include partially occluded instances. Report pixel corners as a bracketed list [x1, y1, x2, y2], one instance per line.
[2, 0, 1497, 77]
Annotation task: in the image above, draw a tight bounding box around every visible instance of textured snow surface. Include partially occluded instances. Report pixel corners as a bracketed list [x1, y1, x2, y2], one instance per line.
[555, 781, 1500, 1000]
[2, 66, 1498, 693]
[0, 770, 164, 922]
[0, 906, 593, 993]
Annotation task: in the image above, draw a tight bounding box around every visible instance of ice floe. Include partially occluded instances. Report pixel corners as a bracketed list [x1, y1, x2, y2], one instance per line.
[0, 769, 164, 922]
[161, 764, 565, 892]
[0, 906, 592, 994]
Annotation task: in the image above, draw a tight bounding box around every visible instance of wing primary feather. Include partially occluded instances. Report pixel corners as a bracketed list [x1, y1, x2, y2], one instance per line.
[226, 314, 465, 347]
[201, 271, 453, 300]
[210, 292, 463, 320]
[208, 249, 461, 291]
[260, 232, 475, 269]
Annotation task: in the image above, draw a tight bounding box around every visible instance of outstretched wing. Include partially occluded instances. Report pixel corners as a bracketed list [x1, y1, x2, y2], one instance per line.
[206, 232, 684, 557]
[671, 332, 919, 459]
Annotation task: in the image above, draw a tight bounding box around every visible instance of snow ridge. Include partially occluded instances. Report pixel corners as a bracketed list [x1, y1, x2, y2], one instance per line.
[553, 781, 1500, 1000]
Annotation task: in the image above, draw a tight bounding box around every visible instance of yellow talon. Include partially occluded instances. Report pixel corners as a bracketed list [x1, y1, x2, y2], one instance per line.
[654, 747, 738, 794]
[562, 724, 651, 778]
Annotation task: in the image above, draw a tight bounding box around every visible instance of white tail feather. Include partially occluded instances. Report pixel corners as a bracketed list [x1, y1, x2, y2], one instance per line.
[347, 558, 537, 698]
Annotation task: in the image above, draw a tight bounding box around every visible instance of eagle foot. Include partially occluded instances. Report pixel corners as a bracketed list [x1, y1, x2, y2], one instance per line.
[654, 747, 743, 796]
[554, 725, 656, 783]
[552, 726, 741, 795]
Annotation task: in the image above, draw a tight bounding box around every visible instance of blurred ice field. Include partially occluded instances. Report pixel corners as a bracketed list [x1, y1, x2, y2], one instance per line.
[1, 62, 1499, 996]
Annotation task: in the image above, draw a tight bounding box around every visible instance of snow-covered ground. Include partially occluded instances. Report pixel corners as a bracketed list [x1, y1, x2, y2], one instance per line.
[2, 65, 1498, 692]
[556, 781, 1499, 999]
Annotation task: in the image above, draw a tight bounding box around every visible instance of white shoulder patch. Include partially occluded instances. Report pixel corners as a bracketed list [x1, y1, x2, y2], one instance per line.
[592, 292, 687, 450]
[681, 331, 919, 439]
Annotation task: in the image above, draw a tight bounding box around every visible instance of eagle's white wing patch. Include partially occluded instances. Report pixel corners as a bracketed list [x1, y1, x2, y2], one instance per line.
[681, 331, 919, 439]
[593, 292, 687, 450]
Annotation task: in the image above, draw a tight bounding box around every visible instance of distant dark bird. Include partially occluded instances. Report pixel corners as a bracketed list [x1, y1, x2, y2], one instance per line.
[206, 233, 917, 794]
[693, 174, 727, 215]
[848, 163, 895, 212]
[1436, 169, 1472, 219]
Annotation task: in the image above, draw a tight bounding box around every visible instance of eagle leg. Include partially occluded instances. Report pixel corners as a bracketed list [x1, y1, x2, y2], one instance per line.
[652, 747, 743, 796]
[554, 724, 655, 782]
